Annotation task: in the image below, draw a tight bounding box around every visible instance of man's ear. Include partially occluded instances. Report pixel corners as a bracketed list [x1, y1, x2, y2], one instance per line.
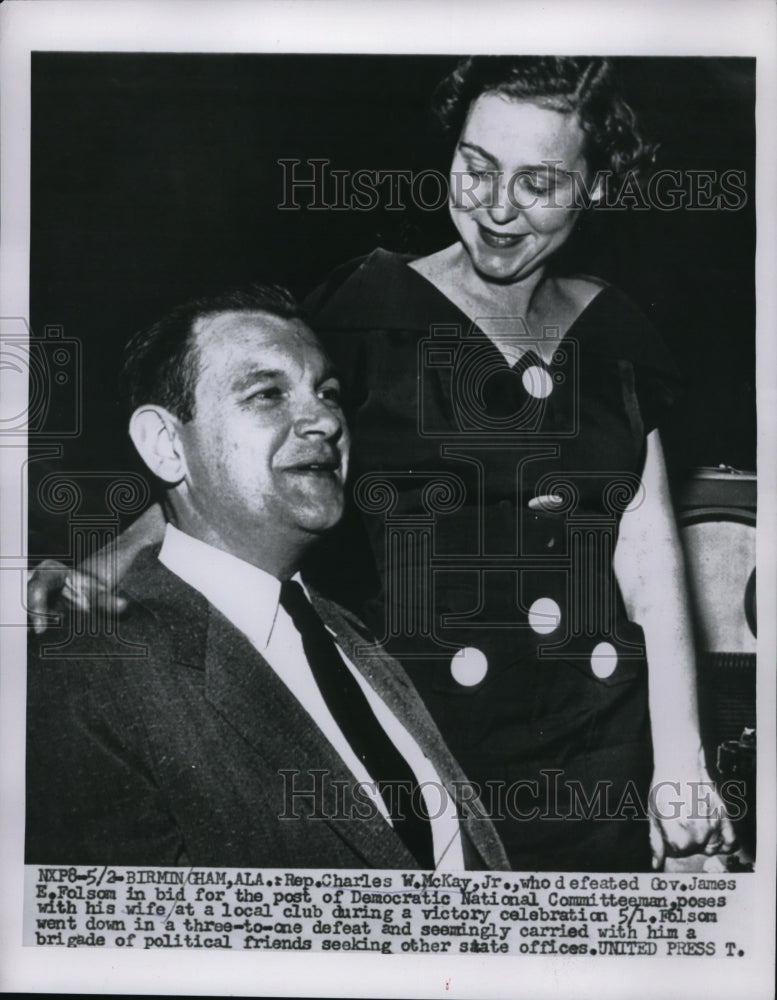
[129, 405, 187, 485]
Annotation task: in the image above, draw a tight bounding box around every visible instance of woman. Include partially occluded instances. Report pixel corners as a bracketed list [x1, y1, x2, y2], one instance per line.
[30, 56, 734, 871]
[300, 56, 736, 871]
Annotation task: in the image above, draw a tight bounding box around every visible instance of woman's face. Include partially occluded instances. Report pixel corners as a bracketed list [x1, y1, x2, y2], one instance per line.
[449, 93, 592, 284]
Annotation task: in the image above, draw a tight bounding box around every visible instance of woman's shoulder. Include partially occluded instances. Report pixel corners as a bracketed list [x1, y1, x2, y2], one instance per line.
[567, 278, 681, 381]
[405, 244, 459, 281]
[305, 247, 412, 304]
[304, 246, 462, 331]
[556, 273, 610, 306]
[577, 281, 655, 337]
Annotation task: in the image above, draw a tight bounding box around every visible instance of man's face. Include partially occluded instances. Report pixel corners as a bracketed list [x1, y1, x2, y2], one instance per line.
[176, 310, 349, 566]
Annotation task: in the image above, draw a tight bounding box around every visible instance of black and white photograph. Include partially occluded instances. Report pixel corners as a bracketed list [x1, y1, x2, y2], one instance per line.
[1, 1, 775, 997]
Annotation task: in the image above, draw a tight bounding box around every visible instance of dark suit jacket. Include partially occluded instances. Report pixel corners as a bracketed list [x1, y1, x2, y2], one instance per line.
[26, 547, 508, 870]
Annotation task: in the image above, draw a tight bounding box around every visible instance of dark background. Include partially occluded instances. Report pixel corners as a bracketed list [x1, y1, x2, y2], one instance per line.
[29, 53, 756, 554]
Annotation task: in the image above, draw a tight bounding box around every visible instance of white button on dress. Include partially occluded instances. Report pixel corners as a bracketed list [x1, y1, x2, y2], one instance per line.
[590, 641, 618, 678]
[521, 365, 554, 399]
[450, 647, 489, 687]
[528, 597, 561, 635]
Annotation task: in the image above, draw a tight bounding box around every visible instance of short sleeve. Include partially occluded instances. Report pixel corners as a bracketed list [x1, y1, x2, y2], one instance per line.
[575, 285, 684, 435]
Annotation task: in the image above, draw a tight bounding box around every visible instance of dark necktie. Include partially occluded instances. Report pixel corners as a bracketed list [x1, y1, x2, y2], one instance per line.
[279, 579, 435, 869]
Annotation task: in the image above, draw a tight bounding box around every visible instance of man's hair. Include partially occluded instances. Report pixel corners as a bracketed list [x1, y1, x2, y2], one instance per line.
[121, 284, 300, 422]
[433, 56, 656, 183]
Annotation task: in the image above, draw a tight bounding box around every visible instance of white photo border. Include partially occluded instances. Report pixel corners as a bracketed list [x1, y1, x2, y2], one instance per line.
[1, 1, 775, 997]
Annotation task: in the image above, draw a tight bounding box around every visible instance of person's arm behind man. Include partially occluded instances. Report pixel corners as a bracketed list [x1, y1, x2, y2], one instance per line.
[27, 503, 166, 633]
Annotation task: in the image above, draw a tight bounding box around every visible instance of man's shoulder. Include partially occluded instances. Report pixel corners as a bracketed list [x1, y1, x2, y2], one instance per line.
[27, 605, 170, 704]
[29, 547, 208, 675]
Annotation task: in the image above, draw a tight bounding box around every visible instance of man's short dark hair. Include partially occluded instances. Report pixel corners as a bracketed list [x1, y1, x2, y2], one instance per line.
[121, 284, 300, 422]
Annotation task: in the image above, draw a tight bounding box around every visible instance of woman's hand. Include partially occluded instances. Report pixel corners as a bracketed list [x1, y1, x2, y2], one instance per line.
[648, 750, 738, 869]
[27, 559, 74, 634]
[27, 502, 165, 633]
[27, 558, 129, 634]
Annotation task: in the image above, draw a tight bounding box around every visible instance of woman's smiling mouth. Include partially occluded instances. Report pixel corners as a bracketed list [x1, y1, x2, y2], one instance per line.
[477, 224, 529, 249]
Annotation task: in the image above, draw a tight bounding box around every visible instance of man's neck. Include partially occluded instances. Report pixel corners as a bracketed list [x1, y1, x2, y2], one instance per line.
[168, 503, 307, 582]
[158, 523, 288, 649]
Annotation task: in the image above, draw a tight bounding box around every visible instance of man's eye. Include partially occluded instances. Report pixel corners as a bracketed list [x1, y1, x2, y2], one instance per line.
[319, 385, 342, 404]
[247, 386, 283, 403]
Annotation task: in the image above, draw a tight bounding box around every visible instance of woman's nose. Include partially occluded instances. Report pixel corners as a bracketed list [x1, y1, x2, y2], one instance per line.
[485, 172, 521, 225]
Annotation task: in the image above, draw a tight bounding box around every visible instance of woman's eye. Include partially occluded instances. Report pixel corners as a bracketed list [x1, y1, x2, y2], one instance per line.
[518, 173, 548, 194]
[463, 161, 493, 179]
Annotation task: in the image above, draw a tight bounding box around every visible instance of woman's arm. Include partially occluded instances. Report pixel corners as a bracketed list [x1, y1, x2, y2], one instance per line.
[28, 502, 166, 633]
[613, 430, 737, 868]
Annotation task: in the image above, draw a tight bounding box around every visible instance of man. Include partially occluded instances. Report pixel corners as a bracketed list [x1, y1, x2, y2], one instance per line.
[25, 285, 508, 871]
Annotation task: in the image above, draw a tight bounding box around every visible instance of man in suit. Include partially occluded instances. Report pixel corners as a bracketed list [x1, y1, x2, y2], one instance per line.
[25, 285, 508, 871]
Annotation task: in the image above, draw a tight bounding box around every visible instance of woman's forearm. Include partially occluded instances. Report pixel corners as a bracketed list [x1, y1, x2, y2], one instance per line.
[82, 501, 166, 580]
[613, 431, 702, 768]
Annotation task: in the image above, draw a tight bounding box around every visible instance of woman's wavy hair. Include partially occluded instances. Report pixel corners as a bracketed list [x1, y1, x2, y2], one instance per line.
[433, 56, 656, 184]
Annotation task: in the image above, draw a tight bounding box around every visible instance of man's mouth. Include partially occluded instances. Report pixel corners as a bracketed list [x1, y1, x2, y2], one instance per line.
[285, 458, 342, 476]
[477, 224, 528, 250]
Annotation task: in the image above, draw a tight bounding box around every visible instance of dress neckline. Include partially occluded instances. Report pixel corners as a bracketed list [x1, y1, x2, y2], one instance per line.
[378, 248, 610, 368]
[311, 246, 612, 345]
[308, 246, 680, 393]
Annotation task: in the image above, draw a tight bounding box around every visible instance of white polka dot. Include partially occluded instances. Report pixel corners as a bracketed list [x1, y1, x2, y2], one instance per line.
[450, 647, 489, 687]
[522, 365, 553, 399]
[590, 642, 618, 679]
[528, 597, 561, 635]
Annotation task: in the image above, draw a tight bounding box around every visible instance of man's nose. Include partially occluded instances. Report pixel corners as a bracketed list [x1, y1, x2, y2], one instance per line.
[293, 397, 343, 439]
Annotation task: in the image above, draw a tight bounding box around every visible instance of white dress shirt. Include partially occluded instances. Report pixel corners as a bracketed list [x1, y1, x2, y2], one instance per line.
[159, 523, 464, 869]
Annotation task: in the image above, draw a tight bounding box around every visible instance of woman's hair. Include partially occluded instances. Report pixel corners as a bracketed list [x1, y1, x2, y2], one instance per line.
[433, 56, 656, 183]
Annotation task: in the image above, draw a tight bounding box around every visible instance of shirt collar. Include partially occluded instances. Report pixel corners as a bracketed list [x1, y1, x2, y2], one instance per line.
[158, 523, 290, 650]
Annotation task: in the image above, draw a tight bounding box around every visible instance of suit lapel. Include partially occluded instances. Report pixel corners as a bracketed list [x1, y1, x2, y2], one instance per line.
[122, 548, 415, 867]
[201, 606, 418, 869]
[313, 592, 510, 871]
[121, 546, 508, 870]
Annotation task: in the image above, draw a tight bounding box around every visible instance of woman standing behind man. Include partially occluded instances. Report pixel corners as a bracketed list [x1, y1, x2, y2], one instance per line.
[304, 57, 734, 871]
[30, 56, 735, 871]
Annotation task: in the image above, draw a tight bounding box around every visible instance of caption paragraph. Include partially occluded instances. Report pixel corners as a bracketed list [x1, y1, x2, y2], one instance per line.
[25, 866, 750, 958]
